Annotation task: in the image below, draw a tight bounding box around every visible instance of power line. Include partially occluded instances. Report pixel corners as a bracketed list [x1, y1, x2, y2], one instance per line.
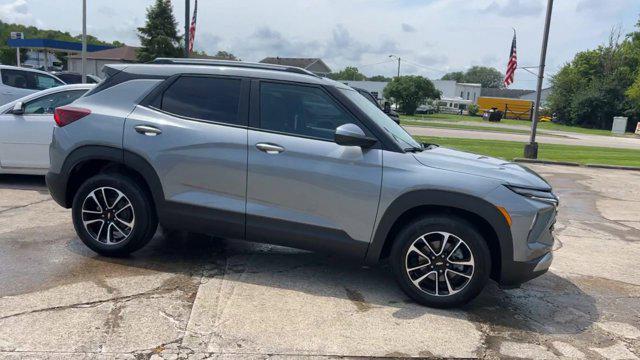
[357, 59, 396, 68]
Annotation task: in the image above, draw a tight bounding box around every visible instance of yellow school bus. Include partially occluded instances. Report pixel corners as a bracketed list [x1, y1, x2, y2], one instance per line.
[477, 97, 534, 120]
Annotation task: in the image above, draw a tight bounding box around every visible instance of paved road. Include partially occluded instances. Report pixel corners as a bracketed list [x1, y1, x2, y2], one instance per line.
[406, 125, 640, 150]
[0, 167, 639, 359]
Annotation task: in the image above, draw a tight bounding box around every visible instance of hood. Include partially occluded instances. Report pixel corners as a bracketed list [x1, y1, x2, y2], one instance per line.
[413, 146, 552, 190]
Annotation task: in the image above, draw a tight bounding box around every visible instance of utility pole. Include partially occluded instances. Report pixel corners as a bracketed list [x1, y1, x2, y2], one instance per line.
[184, 0, 190, 58]
[81, 0, 87, 83]
[15, 47, 20, 67]
[389, 54, 401, 78]
[525, 0, 554, 159]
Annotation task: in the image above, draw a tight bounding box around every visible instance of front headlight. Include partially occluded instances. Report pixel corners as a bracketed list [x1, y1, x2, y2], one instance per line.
[506, 185, 559, 206]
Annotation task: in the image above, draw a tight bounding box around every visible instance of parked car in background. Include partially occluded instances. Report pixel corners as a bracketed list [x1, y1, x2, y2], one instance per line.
[46, 59, 557, 308]
[416, 104, 435, 115]
[0, 65, 66, 105]
[0, 84, 94, 175]
[51, 71, 102, 84]
[353, 87, 400, 124]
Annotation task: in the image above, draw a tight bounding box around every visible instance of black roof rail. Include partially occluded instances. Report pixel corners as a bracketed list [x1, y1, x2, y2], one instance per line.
[150, 58, 320, 78]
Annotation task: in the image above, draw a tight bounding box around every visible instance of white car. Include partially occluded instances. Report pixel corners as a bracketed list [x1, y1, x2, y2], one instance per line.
[0, 84, 94, 175]
[0, 65, 66, 105]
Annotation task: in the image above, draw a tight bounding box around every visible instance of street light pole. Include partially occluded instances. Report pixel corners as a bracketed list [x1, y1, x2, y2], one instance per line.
[389, 55, 401, 78]
[524, 0, 554, 159]
[184, 0, 190, 58]
[81, 0, 87, 83]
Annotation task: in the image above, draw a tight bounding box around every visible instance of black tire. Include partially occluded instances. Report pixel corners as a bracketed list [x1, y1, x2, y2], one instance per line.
[72, 173, 158, 256]
[390, 215, 491, 308]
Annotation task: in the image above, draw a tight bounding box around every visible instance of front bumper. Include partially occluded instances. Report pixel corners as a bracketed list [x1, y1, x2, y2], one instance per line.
[499, 251, 553, 288]
[485, 185, 558, 287]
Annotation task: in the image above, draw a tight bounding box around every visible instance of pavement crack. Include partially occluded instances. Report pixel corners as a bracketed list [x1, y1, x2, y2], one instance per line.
[0, 198, 52, 214]
[0, 286, 172, 321]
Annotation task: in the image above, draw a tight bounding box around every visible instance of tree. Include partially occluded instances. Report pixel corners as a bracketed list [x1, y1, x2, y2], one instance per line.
[0, 20, 120, 66]
[548, 24, 640, 130]
[383, 76, 441, 115]
[368, 75, 392, 82]
[211, 51, 240, 61]
[327, 66, 366, 81]
[441, 71, 465, 82]
[463, 66, 504, 88]
[137, 0, 183, 62]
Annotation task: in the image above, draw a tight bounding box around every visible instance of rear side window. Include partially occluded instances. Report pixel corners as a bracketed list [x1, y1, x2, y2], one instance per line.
[159, 76, 242, 126]
[1, 69, 63, 90]
[23, 90, 87, 115]
[57, 73, 82, 84]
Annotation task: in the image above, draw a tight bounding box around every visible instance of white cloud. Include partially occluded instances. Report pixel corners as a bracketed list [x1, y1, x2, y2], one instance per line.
[1, 0, 638, 89]
[481, 0, 543, 17]
[0, 0, 39, 25]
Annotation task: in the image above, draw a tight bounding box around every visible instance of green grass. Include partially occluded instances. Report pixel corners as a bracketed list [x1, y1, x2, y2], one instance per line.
[416, 136, 640, 167]
[403, 114, 619, 136]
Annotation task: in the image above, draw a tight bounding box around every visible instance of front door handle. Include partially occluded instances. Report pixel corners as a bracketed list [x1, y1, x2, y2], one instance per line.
[134, 125, 162, 136]
[256, 143, 285, 154]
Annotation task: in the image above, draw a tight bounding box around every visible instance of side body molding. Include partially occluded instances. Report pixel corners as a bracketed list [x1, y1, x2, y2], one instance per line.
[364, 190, 513, 272]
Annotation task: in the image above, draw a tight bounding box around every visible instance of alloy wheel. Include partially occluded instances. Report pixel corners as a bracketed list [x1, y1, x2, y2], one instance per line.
[81, 187, 135, 245]
[405, 231, 475, 296]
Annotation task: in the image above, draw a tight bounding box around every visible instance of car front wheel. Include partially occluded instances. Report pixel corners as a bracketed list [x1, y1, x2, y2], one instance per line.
[391, 215, 491, 308]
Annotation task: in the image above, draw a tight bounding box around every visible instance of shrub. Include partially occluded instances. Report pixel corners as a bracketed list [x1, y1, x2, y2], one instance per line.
[468, 104, 479, 116]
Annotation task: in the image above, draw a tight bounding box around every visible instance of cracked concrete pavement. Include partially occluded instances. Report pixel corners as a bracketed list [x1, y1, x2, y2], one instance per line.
[0, 165, 639, 359]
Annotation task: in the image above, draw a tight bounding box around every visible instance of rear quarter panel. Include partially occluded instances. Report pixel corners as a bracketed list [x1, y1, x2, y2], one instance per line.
[49, 79, 162, 173]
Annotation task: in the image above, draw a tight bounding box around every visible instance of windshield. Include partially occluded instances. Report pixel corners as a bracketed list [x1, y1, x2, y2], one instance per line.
[339, 88, 422, 151]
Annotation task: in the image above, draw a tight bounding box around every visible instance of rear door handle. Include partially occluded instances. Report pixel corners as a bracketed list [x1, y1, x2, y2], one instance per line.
[256, 142, 285, 154]
[134, 125, 162, 136]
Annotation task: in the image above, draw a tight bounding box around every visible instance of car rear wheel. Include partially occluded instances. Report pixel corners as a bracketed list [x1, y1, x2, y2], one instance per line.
[72, 173, 158, 256]
[390, 215, 491, 308]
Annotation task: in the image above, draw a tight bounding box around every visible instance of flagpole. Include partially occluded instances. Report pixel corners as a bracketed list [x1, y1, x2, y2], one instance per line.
[525, 0, 554, 159]
[184, 0, 190, 58]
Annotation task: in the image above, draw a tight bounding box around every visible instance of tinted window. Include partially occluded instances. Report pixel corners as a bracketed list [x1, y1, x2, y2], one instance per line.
[260, 82, 357, 141]
[57, 73, 83, 84]
[1, 69, 64, 90]
[160, 76, 242, 125]
[23, 90, 87, 115]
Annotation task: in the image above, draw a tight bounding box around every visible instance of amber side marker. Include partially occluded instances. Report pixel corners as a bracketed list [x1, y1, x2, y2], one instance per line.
[496, 206, 512, 227]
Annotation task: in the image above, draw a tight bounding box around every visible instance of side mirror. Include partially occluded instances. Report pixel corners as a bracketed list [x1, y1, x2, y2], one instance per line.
[334, 123, 377, 148]
[12, 101, 24, 115]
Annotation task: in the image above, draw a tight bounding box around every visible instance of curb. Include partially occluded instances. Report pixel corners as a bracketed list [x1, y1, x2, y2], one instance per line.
[513, 158, 581, 167]
[585, 163, 640, 171]
[513, 158, 640, 171]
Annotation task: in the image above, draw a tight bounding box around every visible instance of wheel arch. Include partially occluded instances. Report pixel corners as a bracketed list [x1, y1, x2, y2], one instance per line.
[365, 190, 513, 281]
[58, 146, 164, 213]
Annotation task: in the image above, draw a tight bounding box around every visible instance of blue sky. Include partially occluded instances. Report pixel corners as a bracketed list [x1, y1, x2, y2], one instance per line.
[1, 0, 638, 89]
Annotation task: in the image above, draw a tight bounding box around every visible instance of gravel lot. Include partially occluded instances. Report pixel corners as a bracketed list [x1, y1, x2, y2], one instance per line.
[0, 165, 639, 359]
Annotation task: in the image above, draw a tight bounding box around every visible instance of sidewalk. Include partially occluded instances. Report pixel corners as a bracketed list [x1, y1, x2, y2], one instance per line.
[405, 125, 640, 150]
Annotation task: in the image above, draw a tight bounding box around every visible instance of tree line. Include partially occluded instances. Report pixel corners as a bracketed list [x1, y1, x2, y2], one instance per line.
[548, 20, 640, 131]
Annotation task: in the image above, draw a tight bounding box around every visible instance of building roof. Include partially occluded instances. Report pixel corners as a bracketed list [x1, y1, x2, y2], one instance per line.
[68, 45, 138, 61]
[259, 57, 331, 73]
[7, 38, 113, 52]
[481, 88, 535, 99]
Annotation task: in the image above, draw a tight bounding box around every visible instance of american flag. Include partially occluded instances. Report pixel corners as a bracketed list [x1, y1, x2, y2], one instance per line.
[503, 31, 517, 87]
[188, 0, 198, 54]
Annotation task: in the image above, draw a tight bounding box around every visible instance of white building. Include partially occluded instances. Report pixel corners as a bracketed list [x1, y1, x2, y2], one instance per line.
[342, 81, 388, 101]
[431, 80, 482, 104]
[343, 79, 482, 104]
[68, 46, 138, 77]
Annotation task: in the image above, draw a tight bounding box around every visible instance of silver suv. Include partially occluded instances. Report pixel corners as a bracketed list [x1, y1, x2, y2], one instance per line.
[46, 59, 558, 308]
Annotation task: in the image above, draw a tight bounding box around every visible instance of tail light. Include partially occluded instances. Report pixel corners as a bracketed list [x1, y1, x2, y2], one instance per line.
[54, 106, 91, 127]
